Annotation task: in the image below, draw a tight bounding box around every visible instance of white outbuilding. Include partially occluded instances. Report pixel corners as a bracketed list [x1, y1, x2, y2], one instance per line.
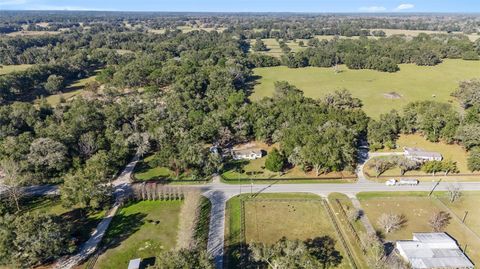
[396, 233, 474, 269]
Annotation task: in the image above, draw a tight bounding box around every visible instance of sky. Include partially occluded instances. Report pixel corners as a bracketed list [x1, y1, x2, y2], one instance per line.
[0, 0, 479, 13]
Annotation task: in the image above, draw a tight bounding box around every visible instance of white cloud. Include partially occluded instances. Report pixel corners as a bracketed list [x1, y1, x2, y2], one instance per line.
[395, 3, 415, 11]
[359, 6, 387, 12]
[0, 0, 27, 6]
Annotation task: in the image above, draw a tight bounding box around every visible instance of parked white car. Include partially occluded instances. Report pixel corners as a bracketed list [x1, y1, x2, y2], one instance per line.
[385, 179, 397, 186]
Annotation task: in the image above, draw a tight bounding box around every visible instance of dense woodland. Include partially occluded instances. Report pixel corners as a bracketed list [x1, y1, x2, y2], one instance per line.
[0, 12, 480, 268]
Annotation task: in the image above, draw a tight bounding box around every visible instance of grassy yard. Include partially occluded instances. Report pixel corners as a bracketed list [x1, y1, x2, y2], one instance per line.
[364, 134, 477, 180]
[133, 154, 197, 182]
[251, 59, 480, 117]
[225, 193, 350, 269]
[0, 64, 32, 75]
[358, 192, 480, 265]
[94, 200, 182, 269]
[221, 142, 355, 182]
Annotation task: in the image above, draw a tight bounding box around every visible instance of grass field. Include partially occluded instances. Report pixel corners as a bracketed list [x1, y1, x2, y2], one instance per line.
[251, 59, 480, 117]
[225, 193, 350, 269]
[358, 192, 480, 265]
[373, 28, 480, 42]
[0, 64, 32, 75]
[94, 200, 182, 269]
[37, 73, 98, 106]
[438, 192, 480, 235]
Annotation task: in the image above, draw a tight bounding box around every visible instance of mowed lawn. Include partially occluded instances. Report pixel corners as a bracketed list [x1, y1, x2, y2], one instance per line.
[0, 64, 32, 75]
[94, 200, 182, 269]
[251, 59, 480, 117]
[225, 193, 350, 269]
[358, 192, 480, 265]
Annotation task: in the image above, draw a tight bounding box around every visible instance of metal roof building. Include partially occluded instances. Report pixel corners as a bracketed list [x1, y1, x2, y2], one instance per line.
[404, 147, 443, 162]
[396, 233, 474, 269]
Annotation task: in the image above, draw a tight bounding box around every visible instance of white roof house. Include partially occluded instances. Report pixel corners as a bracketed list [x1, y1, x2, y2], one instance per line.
[404, 147, 443, 162]
[232, 148, 263, 160]
[396, 233, 474, 269]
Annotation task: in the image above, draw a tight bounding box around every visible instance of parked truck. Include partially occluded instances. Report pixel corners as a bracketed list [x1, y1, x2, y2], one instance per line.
[385, 178, 419, 186]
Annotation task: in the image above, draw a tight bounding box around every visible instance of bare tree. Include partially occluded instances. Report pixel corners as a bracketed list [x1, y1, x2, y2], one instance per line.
[0, 159, 25, 212]
[429, 211, 452, 232]
[447, 183, 462, 203]
[347, 208, 362, 222]
[377, 213, 407, 234]
[368, 158, 395, 178]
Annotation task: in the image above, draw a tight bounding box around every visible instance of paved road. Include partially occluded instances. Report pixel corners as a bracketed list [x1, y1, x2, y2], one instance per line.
[4, 149, 480, 269]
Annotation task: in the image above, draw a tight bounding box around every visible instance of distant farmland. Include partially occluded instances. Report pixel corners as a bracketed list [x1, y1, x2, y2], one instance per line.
[251, 59, 480, 117]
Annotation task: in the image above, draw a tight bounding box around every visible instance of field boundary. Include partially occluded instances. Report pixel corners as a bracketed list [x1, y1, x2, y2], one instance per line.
[323, 200, 358, 269]
[365, 171, 480, 179]
[221, 175, 357, 182]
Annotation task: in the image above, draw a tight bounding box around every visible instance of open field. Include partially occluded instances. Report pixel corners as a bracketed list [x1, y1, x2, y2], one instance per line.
[373, 28, 480, 42]
[0, 64, 32, 75]
[251, 59, 480, 117]
[249, 38, 283, 58]
[94, 200, 182, 269]
[38, 73, 98, 106]
[358, 192, 480, 265]
[225, 193, 350, 269]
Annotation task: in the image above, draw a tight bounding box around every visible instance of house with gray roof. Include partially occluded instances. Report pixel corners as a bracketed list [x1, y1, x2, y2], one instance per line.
[232, 148, 263, 160]
[396, 233, 474, 269]
[404, 147, 443, 162]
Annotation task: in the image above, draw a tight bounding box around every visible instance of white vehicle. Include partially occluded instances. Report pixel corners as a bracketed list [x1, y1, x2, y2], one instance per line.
[385, 179, 397, 186]
[398, 179, 419, 185]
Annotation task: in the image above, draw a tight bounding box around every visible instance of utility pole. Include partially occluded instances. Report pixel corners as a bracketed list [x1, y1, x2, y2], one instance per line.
[429, 178, 442, 196]
[462, 211, 469, 223]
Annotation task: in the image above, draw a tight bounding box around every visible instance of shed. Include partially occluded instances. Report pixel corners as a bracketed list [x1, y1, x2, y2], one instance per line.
[128, 258, 141, 269]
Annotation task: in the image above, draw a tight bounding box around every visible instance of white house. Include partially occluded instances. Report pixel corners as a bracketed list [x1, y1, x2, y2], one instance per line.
[404, 147, 443, 162]
[396, 233, 474, 269]
[232, 148, 263, 160]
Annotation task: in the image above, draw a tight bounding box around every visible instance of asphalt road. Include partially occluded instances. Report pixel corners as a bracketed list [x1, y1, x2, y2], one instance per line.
[3, 149, 480, 269]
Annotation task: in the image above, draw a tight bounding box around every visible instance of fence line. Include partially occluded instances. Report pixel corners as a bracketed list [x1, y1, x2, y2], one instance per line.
[322, 200, 358, 269]
[334, 199, 366, 254]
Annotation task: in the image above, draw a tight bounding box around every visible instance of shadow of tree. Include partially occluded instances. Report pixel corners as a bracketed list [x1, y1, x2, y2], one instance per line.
[101, 211, 147, 249]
